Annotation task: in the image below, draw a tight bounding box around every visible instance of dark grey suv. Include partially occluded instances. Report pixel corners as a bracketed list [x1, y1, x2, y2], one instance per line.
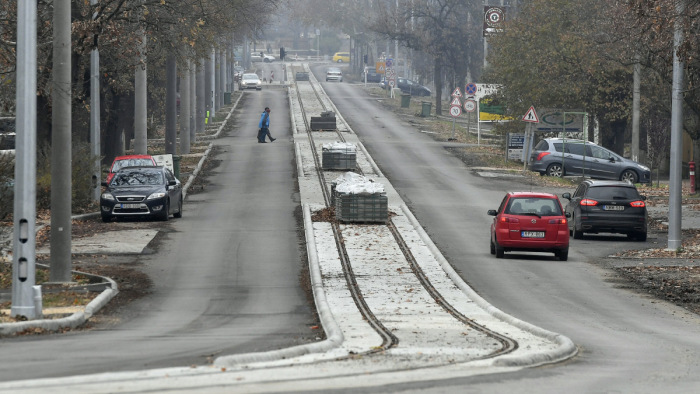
[529, 138, 651, 184]
[562, 180, 647, 241]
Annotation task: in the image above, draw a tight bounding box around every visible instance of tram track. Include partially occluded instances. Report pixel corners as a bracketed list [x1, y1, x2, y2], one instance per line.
[293, 67, 517, 360]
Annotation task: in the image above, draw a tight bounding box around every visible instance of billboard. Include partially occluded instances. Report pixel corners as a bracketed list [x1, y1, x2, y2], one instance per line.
[534, 109, 585, 134]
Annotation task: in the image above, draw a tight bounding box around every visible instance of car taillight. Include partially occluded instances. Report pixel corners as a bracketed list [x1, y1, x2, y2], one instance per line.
[580, 199, 598, 206]
[548, 218, 567, 224]
[536, 152, 551, 161]
[630, 200, 646, 208]
[500, 216, 520, 223]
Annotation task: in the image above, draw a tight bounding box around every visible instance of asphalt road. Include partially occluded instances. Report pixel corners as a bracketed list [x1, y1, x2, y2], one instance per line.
[0, 82, 315, 381]
[319, 71, 700, 392]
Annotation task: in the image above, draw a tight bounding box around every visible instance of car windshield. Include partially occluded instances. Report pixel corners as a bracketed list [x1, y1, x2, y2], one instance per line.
[587, 186, 640, 200]
[507, 197, 562, 216]
[112, 171, 163, 186]
[113, 158, 153, 172]
[243, 74, 258, 80]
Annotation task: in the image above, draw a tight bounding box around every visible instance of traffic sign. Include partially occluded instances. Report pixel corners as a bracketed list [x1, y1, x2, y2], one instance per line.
[464, 99, 476, 112]
[522, 106, 539, 123]
[465, 83, 477, 96]
[451, 87, 462, 97]
[386, 58, 393, 68]
[450, 105, 462, 117]
[450, 97, 461, 106]
[376, 62, 385, 74]
[388, 79, 395, 88]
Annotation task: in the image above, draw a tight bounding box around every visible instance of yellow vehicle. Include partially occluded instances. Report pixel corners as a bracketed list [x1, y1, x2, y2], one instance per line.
[332, 52, 350, 63]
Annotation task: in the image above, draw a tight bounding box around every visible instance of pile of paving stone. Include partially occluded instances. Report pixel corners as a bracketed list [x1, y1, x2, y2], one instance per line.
[322, 141, 356, 170]
[332, 172, 387, 224]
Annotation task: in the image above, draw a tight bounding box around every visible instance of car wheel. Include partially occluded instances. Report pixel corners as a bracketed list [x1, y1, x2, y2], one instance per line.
[160, 201, 170, 221]
[101, 214, 112, 223]
[174, 197, 183, 218]
[495, 238, 505, 258]
[490, 238, 495, 255]
[620, 169, 638, 184]
[546, 163, 564, 178]
[573, 221, 584, 239]
[557, 248, 569, 261]
[628, 231, 647, 242]
[337, 59, 343, 63]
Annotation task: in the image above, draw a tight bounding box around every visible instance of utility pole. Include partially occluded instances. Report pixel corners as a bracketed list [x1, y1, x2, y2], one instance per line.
[632, 54, 640, 162]
[180, 59, 191, 155]
[165, 54, 177, 155]
[190, 63, 196, 143]
[12, 0, 38, 319]
[50, 0, 72, 283]
[197, 59, 206, 134]
[134, 31, 147, 155]
[668, 0, 685, 250]
[90, 0, 101, 202]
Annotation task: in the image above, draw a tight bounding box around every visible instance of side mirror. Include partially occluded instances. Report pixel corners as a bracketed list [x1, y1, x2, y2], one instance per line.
[101, 181, 108, 187]
[641, 195, 647, 201]
[608, 157, 615, 162]
[487, 209, 497, 216]
[168, 180, 177, 186]
[565, 212, 571, 218]
[562, 192, 571, 200]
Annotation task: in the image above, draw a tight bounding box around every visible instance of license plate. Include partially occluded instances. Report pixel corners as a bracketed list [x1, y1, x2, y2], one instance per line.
[522, 231, 545, 238]
[121, 203, 141, 209]
[603, 205, 625, 211]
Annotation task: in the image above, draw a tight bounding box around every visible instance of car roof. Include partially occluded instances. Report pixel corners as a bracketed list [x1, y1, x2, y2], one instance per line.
[116, 165, 163, 172]
[507, 192, 559, 198]
[544, 138, 600, 146]
[583, 180, 636, 188]
[114, 154, 153, 160]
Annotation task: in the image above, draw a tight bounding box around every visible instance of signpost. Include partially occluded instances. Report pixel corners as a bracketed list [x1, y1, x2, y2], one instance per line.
[521, 106, 539, 170]
[450, 100, 461, 141]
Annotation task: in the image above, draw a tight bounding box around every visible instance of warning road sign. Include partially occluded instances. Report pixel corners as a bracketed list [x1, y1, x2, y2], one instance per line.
[522, 106, 539, 123]
[451, 87, 462, 97]
[450, 97, 461, 106]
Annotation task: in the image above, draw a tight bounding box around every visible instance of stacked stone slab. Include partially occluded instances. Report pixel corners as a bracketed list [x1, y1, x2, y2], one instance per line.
[332, 172, 387, 224]
[310, 111, 336, 130]
[322, 141, 356, 170]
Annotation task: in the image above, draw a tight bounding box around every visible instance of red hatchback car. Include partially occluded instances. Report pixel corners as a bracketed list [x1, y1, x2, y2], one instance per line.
[106, 154, 157, 184]
[488, 192, 571, 261]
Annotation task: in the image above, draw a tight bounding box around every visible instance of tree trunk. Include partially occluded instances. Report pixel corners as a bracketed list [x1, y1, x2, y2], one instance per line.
[434, 58, 442, 115]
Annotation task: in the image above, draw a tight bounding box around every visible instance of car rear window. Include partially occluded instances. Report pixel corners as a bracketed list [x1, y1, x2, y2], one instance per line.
[586, 186, 640, 200]
[113, 158, 154, 172]
[534, 140, 549, 151]
[507, 197, 562, 216]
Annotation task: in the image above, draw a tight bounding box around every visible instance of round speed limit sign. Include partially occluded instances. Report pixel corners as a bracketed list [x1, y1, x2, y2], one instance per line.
[464, 99, 476, 112]
[450, 105, 462, 118]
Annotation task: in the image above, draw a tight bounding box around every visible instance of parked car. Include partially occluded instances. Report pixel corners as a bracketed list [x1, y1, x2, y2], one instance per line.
[326, 67, 343, 82]
[562, 180, 647, 241]
[239, 73, 262, 90]
[488, 192, 570, 260]
[250, 52, 275, 63]
[106, 154, 157, 184]
[100, 166, 182, 222]
[233, 66, 244, 82]
[528, 138, 651, 184]
[332, 52, 350, 63]
[396, 78, 431, 96]
[364, 70, 382, 83]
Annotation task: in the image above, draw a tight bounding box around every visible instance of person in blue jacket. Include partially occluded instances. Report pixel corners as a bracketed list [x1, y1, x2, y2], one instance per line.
[258, 107, 276, 143]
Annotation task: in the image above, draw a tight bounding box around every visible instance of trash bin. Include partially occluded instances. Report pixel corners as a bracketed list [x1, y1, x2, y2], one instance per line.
[173, 155, 181, 180]
[224, 92, 231, 105]
[401, 94, 411, 108]
[421, 101, 432, 117]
